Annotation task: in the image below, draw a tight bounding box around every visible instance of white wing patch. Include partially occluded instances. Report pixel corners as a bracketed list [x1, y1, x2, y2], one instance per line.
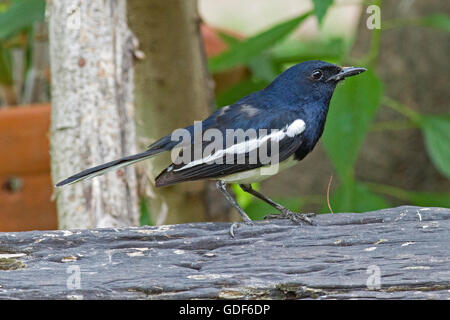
[286, 119, 306, 137]
[174, 119, 306, 172]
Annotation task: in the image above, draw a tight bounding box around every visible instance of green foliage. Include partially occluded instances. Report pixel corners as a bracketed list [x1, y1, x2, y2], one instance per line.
[245, 197, 303, 221]
[323, 182, 389, 213]
[232, 183, 303, 220]
[216, 79, 267, 107]
[312, 0, 334, 25]
[0, 0, 45, 90]
[271, 37, 347, 64]
[366, 183, 450, 208]
[322, 70, 383, 183]
[408, 191, 450, 208]
[420, 14, 450, 32]
[0, 0, 45, 41]
[209, 5, 450, 215]
[208, 12, 311, 73]
[215, 37, 349, 108]
[419, 115, 450, 178]
[0, 46, 12, 85]
[247, 54, 278, 83]
[231, 184, 255, 209]
[383, 13, 450, 33]
[139, 198, 153, 226]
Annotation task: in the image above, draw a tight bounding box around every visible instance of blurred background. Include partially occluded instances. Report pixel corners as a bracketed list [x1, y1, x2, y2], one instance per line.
[0, 0, 448, 231]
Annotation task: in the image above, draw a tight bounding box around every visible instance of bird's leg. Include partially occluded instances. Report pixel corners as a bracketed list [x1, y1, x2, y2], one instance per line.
[239, 184, 315, 225]
[216, 180, 253, 237]
[217, 181, 252, 222]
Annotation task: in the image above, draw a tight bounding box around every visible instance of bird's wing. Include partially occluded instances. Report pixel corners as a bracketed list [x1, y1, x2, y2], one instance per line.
[155, 106, 306, 187]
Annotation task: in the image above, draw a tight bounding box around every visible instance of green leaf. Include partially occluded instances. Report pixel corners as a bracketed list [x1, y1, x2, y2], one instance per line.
[323, 182, 389, 213]
[0, 0, 45, 41]
[365, 182, 450, 208]
[139, 198, 153, 226]
[0, 46, 13, 85]
[419, 115, 450, 178]
[217, 31, 242, 47]
[216, 79, 268, 107]
[231, 184, 303, 220]
[322, 69, 383, 183]
[312, 0, 334, 25]
[409, 191, 450, 208]
[208, 12, 312, 73]
[421, 14, 450, 32]
[231, 183, 257, 209]
[271, 37, 347, 64]
[247, 54, 279, 83]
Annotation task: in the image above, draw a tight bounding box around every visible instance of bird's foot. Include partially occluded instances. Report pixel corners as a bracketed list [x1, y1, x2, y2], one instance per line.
[229, 220, 254, 238]
[264, 209, 316, 225]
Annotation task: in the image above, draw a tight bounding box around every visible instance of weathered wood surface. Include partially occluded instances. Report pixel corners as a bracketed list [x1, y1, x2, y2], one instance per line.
[0, 206, 448, 299]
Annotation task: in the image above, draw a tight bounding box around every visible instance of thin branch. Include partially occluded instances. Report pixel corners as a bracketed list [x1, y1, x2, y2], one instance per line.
[382, 96, 421, 122]
[370, 120, 418, 132]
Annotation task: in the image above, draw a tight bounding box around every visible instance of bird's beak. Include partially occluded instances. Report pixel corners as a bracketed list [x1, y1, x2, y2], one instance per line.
[327, 66, 367, 82]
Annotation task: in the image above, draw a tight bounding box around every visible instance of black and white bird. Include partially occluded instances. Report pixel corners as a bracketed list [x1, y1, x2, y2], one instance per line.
[56, 60, 366, 235]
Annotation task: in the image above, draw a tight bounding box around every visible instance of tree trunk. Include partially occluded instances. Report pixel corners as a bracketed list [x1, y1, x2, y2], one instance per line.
[48, 0, 139, 229]
[127, 0, 225, 225]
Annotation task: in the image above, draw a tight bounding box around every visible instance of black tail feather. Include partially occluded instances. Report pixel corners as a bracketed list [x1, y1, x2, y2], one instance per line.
[56, 148, 162, 187]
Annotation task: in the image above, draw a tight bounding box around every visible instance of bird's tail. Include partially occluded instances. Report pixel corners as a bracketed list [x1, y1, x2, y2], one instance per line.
[55, 148, 163, 187]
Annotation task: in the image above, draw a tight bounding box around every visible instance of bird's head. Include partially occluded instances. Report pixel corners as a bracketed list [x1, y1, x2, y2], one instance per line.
[267, 60, 366, 105]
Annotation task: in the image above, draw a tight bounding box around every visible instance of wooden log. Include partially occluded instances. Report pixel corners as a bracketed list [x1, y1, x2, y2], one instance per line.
[0, 206, 448, 299]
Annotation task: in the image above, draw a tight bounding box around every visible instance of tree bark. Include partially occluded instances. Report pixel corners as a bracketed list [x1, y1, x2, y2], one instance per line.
[48, 0, 139, 229]
[127, 0, 223, 225]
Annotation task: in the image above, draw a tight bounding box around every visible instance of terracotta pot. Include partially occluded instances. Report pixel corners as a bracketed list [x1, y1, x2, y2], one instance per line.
[201, 25, 250, 94]
[0, 26, 248, 232]
[0, 103, 57, 231]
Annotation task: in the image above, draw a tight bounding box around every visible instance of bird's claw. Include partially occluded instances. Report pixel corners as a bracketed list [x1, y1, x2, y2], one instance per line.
[264, 210, 316, 225]
[229, 220, 254, 238]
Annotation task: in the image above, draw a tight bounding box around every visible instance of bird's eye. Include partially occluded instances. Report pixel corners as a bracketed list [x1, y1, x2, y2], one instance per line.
[311, 70, 323, 81]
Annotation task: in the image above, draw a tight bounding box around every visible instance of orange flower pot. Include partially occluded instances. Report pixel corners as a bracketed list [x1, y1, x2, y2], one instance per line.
[0, 103, 57, 231]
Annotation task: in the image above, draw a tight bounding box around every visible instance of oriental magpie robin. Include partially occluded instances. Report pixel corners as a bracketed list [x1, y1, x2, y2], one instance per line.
[56, 60, 366, 235]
